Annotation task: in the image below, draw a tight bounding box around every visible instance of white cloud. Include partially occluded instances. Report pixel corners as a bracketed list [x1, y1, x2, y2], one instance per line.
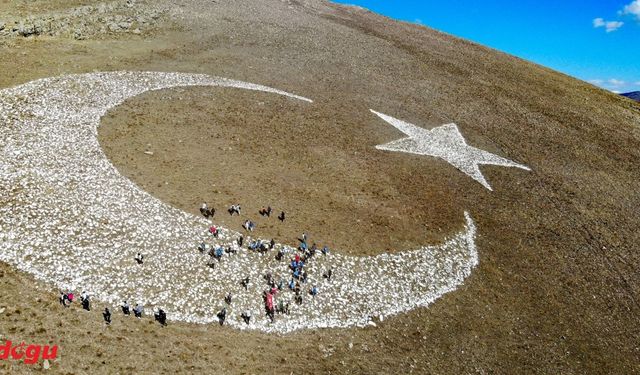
[622, 0, 640, 20]
[593, 17, 624, 32]
[588, 78, 635, 93]
[612, 90, 622, 94]
[605, 21, 624, 32]
[608, 78, 626, 87]
[607, 21, 624, 32]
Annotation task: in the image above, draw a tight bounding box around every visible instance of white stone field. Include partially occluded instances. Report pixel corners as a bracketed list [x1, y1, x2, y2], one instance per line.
[371, 110, 531, 191]
[0, 71, 479, 333]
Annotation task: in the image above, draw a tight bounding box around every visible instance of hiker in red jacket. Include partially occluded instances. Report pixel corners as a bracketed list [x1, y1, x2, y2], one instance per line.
[266, 293, 274, 311]
[209, 225, 219, 238]
[265, 291, 275, 322]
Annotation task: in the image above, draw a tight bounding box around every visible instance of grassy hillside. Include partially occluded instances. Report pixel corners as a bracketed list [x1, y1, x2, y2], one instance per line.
[0, 0, 639, 373]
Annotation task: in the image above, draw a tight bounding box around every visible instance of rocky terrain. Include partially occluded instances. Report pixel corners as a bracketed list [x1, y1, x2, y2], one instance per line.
[0, 0, 167, 40]
[0, 0, 639, 374]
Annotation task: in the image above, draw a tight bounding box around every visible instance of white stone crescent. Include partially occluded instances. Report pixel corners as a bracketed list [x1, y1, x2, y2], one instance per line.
[0, 71, 478, 333]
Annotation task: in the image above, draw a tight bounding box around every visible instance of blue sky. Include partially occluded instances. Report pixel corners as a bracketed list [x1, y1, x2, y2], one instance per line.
[333, 0, 640, 93]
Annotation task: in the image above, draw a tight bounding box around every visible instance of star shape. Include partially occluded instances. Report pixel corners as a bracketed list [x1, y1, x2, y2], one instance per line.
[371, 110, 530, 191]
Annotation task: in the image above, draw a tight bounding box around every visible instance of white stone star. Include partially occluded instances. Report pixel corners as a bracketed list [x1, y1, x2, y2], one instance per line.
[371, 110, 530, 191]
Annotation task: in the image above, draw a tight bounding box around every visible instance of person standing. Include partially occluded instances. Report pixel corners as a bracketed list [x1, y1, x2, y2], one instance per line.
[217, 308, 227, 326]
[133, 304, 144, 318]
[81, 291, 90, 311]
[241, 310, 251, 324]
[122, 301, 130, 315]
[103, 307, 112, 325]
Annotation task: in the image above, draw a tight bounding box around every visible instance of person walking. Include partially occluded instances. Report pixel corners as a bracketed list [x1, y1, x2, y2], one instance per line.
[122, 301, 130, 315]
[103, 307, 112, 325]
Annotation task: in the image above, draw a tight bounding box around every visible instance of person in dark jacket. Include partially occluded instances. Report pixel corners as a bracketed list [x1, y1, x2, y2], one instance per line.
[241, 310, 251, 324]
[154, 309, 167, 326]
[103, 307, 111, 325]
[121, 301, 130, 315]
[241, 277, 249, 290]
[81, 292, 90, 311]
[323, 269, 333, 281]
[217, 308, 226, 326]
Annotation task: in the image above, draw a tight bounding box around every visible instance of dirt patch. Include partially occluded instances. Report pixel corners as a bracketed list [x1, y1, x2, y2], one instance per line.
[99, 86, 465, 256]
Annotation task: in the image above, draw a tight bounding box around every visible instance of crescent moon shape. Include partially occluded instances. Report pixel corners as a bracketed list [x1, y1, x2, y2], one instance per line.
[0, 71, 478, 333]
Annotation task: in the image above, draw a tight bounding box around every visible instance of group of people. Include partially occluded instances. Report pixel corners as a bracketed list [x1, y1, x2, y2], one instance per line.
[195, 199, 335, 326]
[102, 303, 153, 326]
[57, 198, 336, 329]
[200, 202, 215, 218]
[254, 237, 327, 321]
[228, 204, 241, 216]
[59, 291, 74, 307]
[101, 301, 149, 325]
[200, 202, 286, 232]
[59, 292, 156, 326]
[199, 242, 239, 269]
[271, 233, 333, 314]
[59, 201, 332, 328]
[60, 290, 92, 312]
[242, 220, 256, 232]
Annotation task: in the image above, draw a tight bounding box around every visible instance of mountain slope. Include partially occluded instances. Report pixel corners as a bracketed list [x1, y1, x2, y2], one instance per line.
[0, 0, 639, 374]
[622, 91, 640, 102]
